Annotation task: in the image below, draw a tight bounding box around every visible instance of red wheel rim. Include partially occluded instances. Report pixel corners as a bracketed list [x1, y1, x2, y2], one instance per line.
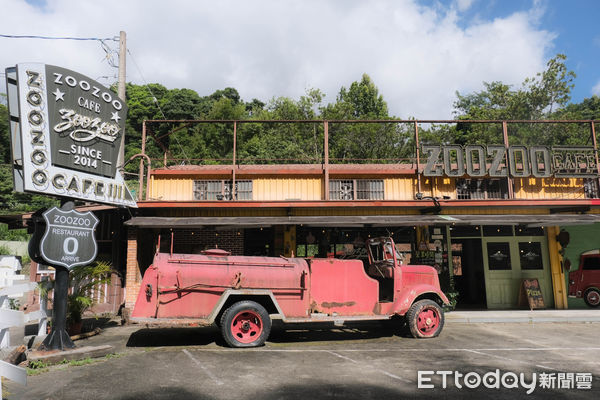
[416, 307, 440, 336]
[587, 291, 600, 306]
[231, 310, 263, 344]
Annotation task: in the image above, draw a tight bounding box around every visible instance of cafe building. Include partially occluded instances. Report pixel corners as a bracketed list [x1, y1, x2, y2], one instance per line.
[121, 119, 600, 313]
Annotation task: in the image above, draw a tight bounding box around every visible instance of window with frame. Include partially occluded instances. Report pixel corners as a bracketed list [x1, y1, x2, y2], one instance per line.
[487, 242, 512, 270]
[193, 180, 252, 200]
[519, 242, 543, 270]
[329, 179, 384, 200]
[584, 178, 599, 199]
[583, 256, 600, 270]
[456, 178, 509, 200]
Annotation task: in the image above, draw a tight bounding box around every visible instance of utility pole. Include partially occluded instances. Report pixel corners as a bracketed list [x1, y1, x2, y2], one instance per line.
[117, 30, 126, 169]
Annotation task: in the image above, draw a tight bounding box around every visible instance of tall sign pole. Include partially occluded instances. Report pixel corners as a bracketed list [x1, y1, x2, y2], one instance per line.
[117, 31, 126, 171]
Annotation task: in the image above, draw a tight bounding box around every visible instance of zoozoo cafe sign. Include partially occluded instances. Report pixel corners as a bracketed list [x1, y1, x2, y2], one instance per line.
[422, 144, 598, 179]
[5, 63, 136, 207]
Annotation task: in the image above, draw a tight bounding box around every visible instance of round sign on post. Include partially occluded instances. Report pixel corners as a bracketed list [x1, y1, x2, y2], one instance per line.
[40, 206, 99, 269]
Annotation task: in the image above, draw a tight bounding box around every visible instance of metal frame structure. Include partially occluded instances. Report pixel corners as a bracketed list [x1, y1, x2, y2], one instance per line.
[137, 119, 599, 202]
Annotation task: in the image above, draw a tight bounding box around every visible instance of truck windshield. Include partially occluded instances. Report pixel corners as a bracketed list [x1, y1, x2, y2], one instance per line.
[368, 239, 396, 262]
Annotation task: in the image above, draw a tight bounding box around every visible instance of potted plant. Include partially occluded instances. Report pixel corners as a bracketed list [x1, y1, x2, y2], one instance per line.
[38, 260, 112, 336]
[66, 260, 112, 335]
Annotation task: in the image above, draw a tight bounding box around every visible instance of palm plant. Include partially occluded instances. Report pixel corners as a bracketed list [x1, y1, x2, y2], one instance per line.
[66, 260, 112, 325]
[38, 260, 113, 329]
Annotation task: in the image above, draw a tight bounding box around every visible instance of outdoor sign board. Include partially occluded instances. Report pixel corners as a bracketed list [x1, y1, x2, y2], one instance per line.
[40, 206, 99, 269]
[518, 278, 545, 310]
[422, 144, 598, 178]
[5, 63, 137, 207]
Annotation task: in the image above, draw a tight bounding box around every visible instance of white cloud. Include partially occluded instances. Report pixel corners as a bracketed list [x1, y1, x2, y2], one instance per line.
[456, 0, 475, 12]
[593, 80, 600, 96]
[1, 0, 556, 118]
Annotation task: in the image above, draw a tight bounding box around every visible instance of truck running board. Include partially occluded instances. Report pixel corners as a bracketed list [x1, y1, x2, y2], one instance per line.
[282, 314, 391, 324]
[129, 317, 212, 328]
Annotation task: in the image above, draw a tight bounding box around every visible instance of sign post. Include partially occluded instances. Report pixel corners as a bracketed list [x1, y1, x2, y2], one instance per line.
[5, 62, 135, 349]
[35, 202, 99, 350]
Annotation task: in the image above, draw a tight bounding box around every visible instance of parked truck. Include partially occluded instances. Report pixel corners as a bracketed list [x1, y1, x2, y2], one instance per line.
[131, 236, 450, 347]
[568, 249, 600, 307]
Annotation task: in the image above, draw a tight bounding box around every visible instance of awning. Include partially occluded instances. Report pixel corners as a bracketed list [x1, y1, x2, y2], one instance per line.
[124, 214, 600, 229]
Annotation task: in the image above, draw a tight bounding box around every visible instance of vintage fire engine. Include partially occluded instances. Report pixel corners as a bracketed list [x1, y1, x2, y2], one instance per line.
[131, 237, 449, 347]
[568, 249, 600, 307]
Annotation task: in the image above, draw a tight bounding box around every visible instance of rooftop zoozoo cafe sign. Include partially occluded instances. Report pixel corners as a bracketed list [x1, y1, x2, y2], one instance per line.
[5, 63, 136, 207]
[422, 144, 598, 179]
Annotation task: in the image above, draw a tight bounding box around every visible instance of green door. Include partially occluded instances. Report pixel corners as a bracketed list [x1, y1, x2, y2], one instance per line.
[482, 236, 554, 309]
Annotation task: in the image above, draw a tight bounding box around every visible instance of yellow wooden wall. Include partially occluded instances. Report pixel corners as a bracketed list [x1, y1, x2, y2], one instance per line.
[149, 175, 590, 201]
[253, 178, 321, 201]
[514, 177, 587, 199]
[149, 177, 194, 201]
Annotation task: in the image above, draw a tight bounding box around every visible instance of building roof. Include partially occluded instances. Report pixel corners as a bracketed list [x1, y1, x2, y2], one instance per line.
[125, 213, 600, 229]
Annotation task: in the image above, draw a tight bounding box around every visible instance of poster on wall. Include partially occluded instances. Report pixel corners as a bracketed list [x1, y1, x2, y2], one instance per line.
[5, 63, 137, 208]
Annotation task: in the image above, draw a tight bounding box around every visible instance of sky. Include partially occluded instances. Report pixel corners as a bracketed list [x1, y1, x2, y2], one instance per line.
[1, 0, 598, 118]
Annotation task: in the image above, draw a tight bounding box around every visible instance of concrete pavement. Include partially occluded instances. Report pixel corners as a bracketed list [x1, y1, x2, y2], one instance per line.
[446, 309, 600, 323]
[6, 318, 600, 399]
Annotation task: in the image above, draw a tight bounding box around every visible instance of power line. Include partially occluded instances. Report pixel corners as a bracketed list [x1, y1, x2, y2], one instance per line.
[127, 48, 191, 164]
[0, 34, 117, 41]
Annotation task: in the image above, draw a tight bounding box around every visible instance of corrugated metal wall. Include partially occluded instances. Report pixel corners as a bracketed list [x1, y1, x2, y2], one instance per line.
[149, 174, 590, 202]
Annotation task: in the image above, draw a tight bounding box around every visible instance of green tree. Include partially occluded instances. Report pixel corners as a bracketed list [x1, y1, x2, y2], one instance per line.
[558, 95, 600, 120]
[0, 104, 9, 164]
[434, 54, 581, 147]
[329, 73, 389, 119]
[322, 74, 412, 163]
[237, 89, 324, 164]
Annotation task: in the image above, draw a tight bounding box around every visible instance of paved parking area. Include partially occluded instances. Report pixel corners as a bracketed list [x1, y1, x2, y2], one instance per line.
[6, 321, 600, 399]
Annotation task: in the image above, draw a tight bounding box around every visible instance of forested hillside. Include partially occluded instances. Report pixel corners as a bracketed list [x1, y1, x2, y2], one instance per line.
[1, 54, 599, 218]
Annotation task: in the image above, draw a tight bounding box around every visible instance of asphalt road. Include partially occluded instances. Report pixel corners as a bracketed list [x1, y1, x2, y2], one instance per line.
[6, 320, 600, 399]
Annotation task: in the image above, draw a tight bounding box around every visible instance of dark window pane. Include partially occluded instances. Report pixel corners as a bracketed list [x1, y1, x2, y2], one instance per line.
[456, 178, 509, 200]
[330, 180, 353, 200]
[519, 242, 543, 270]
[193, 180, 252, 200]
[583, 256, 600, 270]
[483, 226, 514, 236]
[487, 242, 511, 270]
[449, 225, 481, 237]
[515, 226, 545, 236]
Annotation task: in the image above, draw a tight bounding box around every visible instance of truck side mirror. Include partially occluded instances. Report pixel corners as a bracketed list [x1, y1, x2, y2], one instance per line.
[563, 258, 572, 272]
[556, 230, 570, 248]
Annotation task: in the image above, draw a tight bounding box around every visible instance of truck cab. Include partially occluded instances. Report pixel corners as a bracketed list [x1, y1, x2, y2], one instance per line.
[568, 249, 600, 307]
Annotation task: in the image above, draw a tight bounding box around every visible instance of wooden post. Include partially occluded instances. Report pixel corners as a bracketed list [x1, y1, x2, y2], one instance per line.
[502, 121, 514, 198]
[232, 121, 237, 200]
[324, 121, 329, 200]
[37, 276, 48, 336]
[591, 121, 600, 196]
[117, 31, 127, 173]
[414, 121, 421, 194]
[138, 121, 147, 202]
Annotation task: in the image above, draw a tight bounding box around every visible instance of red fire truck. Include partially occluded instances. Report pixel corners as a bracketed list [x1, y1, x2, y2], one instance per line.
[131, 237, 449, 347]
[568, 249, 600, 307]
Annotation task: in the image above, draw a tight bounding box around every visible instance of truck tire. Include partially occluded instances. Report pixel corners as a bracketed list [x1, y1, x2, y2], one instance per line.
[220, 301, 271, 348]
[406, 299, 444, 339]
[583, 288, 600, 308]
